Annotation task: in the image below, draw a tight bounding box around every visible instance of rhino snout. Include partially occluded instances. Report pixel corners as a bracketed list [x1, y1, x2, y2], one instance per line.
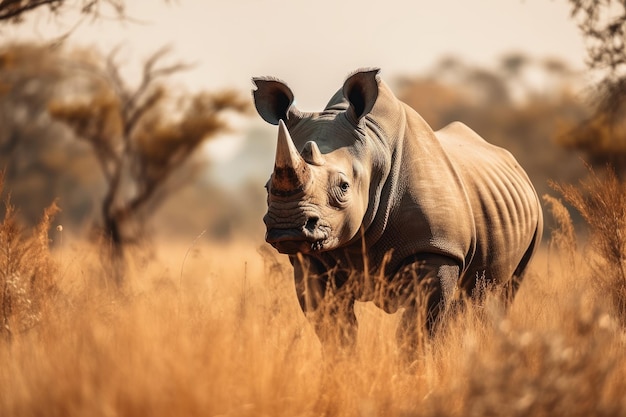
[264, 213, 328, 254]
[304, 216, 319, 232]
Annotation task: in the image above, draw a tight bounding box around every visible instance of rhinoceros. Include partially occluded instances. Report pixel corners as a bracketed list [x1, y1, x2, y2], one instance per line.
[252, 68, 543, 353]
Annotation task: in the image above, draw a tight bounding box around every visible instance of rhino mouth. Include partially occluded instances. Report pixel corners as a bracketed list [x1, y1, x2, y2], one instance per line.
[265, 228, 327, 255]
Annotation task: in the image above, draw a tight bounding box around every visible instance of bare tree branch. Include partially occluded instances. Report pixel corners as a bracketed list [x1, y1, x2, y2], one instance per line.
[121, 47, 193, 118]
[124, 86, 163, 137]
[0, 0, 126, 23]
[0, 0, 61, 21]
[104, 45, 128, 101]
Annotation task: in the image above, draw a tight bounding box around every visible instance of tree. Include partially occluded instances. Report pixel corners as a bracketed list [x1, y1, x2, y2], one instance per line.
[560, 0, 626, 176]
[0, 43, 94, 227]
[569, 0, 626, 78]
[47, 47, 249, 286]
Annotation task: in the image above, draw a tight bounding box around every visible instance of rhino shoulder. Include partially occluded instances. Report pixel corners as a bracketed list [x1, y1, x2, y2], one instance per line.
[436, 121, 487, 145]
[435, 121, 514, 161]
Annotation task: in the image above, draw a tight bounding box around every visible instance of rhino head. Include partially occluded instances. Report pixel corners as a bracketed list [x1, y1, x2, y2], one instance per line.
[253, 69, 383, 255]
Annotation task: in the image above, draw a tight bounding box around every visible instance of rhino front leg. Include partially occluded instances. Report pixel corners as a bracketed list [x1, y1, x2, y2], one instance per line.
[292, 256, 357, 354]
[392, 255, 460, 360]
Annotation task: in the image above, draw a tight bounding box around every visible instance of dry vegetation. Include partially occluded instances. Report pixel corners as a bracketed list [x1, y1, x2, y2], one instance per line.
[2, 171, 626, 417]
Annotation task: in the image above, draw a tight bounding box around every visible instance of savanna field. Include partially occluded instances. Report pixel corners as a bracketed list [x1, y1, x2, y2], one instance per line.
[4, 1, 626, 416]
[2, 170, 626, 417]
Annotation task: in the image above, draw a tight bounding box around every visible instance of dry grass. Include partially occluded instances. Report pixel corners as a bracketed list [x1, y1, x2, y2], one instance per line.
[0, 175, 59, 343]
[550, 165, 626, 323]
[2, 174, 626, 416]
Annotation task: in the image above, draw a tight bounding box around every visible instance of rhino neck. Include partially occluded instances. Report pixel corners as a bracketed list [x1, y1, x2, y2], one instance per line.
[355, 80, 475, 275]
[356, 80, 436, 250]
[366, 80, 411, 144]
[371, 99, 476, 273]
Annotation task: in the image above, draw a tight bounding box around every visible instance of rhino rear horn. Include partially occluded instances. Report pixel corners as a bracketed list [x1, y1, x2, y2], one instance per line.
[301, 141, 325, 166]
[343, 68, 380, 123]
[272, 120, 311, 193]
[252, 77, 300, 125]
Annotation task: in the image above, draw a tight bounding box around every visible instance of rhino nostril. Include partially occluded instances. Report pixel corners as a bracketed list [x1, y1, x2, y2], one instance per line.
[305, 216, 319, 232]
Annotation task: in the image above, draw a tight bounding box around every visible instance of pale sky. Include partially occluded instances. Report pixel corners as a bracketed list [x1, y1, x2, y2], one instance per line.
[7, 0, 586, 110]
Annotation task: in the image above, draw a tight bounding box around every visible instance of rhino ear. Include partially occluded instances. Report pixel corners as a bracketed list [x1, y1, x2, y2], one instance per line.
[252, 77, 299, 125]
[342, 68, 380, 123]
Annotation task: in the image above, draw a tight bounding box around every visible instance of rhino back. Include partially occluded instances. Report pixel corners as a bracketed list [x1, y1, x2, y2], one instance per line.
[435, 121, 542, 288]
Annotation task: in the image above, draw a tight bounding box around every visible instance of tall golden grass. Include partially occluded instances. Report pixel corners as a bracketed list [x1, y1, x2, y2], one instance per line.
[2, 171, 626, 417]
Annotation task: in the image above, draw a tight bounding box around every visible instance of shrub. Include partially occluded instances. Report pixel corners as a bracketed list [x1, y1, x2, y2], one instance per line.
[550, 165, 626, 324]
[0, 174, 59, 341]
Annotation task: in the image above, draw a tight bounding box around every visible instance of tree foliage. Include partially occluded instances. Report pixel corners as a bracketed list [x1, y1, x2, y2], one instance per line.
[561, 0, 626, 174]
[570, 0, 626, 78]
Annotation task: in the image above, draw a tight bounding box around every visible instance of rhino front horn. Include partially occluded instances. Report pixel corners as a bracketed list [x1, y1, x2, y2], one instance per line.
[272, 120, 311, 193]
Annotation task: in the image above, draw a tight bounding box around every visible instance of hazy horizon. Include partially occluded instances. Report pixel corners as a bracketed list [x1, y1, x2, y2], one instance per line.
[6, 0, 587, 110]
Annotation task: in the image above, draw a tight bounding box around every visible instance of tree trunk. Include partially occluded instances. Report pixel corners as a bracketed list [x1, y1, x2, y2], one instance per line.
[102, 211, 126, 288]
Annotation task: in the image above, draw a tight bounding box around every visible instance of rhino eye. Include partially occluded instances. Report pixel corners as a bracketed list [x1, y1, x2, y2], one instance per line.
[330, 178, 350, 208]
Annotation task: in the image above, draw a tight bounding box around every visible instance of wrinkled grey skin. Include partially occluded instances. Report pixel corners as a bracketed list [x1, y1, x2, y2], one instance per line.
[252, 68, 543, 354]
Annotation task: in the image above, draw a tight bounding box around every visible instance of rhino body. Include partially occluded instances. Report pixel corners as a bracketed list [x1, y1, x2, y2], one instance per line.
[253, 68, 543, 352]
